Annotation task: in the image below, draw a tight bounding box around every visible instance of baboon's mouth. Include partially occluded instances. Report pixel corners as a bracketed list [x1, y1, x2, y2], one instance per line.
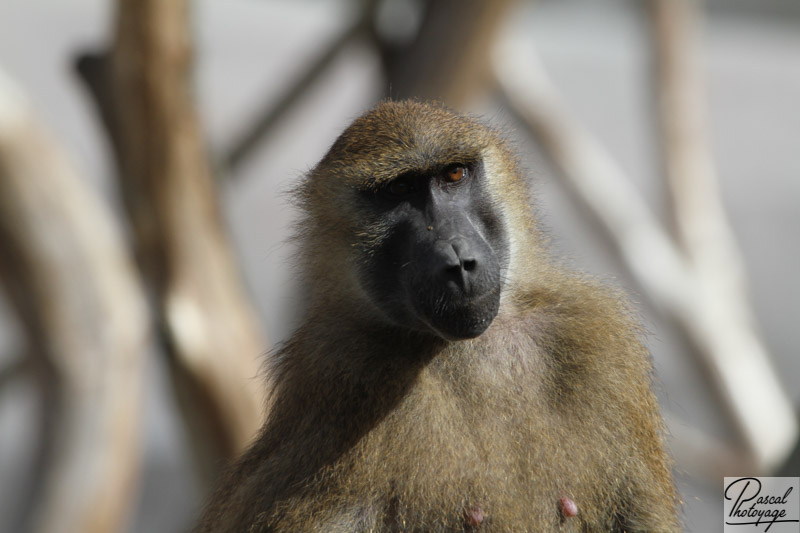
[419, 285, 501, 341]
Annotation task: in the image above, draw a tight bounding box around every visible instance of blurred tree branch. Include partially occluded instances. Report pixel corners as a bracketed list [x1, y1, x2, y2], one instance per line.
[647, 0, 797, 474]
[494, 0, 797, 478]
[0, 353, 28, 390]
[222, 0, 519, 173]
[0, 68, 150, 533]
[377, 0, 517, 106]
[76, 0, 268, 485]
[224, 0, 381, 172]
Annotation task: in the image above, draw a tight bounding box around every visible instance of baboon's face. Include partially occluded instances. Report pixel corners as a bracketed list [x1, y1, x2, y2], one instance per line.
[356, 158, 509, 340]
[309, 103, 512, 340]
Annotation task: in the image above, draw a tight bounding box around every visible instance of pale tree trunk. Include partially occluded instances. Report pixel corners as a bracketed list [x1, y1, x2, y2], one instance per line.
[0, 68, 150, 533]
[647, 0, 797, 474]
[76, 0, 269, 481]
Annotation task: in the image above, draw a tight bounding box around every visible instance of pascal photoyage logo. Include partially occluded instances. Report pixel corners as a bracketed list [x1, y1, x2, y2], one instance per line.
[724, 477, 800, 532]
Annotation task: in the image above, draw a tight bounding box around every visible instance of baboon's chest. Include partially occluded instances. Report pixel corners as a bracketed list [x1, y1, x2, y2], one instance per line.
[332, 381, 618, 531]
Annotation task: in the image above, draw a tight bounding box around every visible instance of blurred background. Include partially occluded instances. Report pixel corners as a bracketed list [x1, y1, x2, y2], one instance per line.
[0, 0, 798, 531]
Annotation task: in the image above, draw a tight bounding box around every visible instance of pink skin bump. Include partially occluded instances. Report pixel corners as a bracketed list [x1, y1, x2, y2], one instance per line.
[560, 496, 578, 518]
[466, 506, 485, 526]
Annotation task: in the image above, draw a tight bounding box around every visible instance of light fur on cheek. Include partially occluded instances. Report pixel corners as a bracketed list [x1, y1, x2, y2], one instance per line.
[482, 146, 520, 303]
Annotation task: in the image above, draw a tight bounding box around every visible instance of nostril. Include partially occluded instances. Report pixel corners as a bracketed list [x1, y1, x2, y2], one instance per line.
[445, 263, 462, 276]
[443, 259, 476, 280]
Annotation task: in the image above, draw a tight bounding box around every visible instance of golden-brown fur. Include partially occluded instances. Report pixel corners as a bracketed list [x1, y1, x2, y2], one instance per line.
[196, 101, 680, 532]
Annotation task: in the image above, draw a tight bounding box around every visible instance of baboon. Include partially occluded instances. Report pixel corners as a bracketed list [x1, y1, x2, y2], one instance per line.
[196, 100, 681, 532]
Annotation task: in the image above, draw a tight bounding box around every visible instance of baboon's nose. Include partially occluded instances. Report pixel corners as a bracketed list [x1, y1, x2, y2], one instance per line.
[434, 238, 480, 292]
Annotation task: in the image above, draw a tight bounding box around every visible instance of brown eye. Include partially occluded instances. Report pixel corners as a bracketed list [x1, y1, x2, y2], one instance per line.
[388, 177, 413, 196]
[445, 165, 466, 183]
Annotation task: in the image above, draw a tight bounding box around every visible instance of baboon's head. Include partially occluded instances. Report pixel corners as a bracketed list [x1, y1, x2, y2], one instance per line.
[299, 101, 535, 340]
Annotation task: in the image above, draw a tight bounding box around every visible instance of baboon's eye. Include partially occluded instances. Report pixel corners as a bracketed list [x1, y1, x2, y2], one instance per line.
[444, 165, 466, 183]
[386, 177, 414, 197]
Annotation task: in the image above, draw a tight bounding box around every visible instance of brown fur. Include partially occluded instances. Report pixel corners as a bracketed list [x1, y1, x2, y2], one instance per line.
[196, 101, 681, 532]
